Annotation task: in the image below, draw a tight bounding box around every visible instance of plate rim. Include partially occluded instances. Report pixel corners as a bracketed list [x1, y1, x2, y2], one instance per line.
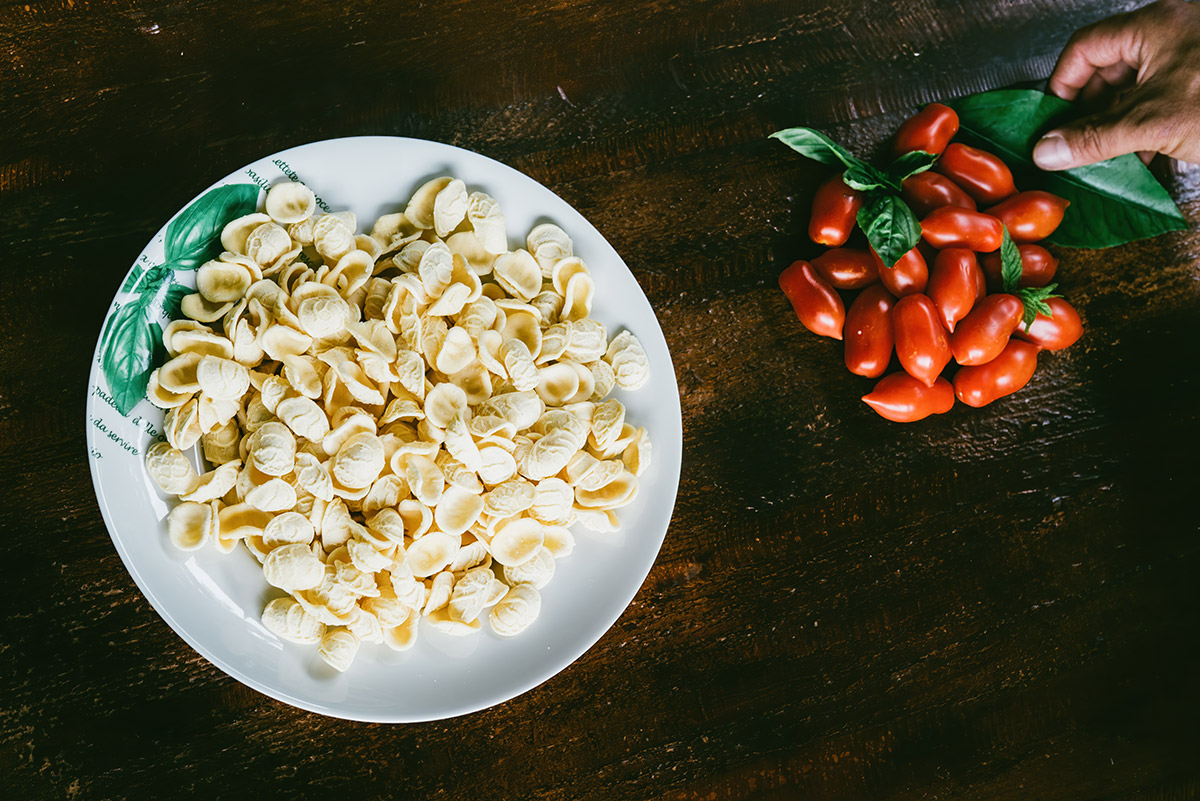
[85, 134, 683, 722]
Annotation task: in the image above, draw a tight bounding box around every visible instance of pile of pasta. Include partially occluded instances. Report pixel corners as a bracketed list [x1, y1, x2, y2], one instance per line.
[142, 177, 651, 671]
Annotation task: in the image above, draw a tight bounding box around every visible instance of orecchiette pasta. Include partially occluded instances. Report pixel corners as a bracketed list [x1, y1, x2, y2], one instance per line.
[145, 176, 651, 671]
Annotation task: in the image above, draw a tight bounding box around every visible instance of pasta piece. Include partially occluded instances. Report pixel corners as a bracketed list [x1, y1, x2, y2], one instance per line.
[262, 597, 324, 643]
[433, 178, 468, 238]
[318, 627, 360, 672]
[489, 584, 542, 637]
[490, 518, 545, 567]
[467, 191, 507, 254]
[265, 182, 317, 224]
[166, 501, 211, 551]
[146, 442, 199, 495]
[527, 223, 572, 275]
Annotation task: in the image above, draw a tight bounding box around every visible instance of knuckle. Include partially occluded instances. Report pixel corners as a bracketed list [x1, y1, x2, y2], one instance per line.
[1122, 100, 1160, 129]
[1061, 28, 1100, 60]
[1154, 0, 1186, 19]
[1068, 121, 1116, 158]
[1152, 113, 1194, 154]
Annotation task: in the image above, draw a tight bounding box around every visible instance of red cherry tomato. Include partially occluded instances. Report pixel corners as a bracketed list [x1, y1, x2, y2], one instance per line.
[916, 239, 939, 266]
[844, 284, 896, 378]
[811, 248, 879, 290]
[778, 260, 845, 339]
[921, 207, 1004, 252]
[872, 246, 929, 297]
[892, 103, 960, 157]
[953, 340, 1041, 407]
[927, 248, 983, 333]
[1014, 297, 1083, 350]
[893, 294, 952, 386]
[862, 372, 955, 422]
[980, 244, 1059, 291]
[901, 171, 977, 217]
[936, 142, 1017, 205]
[809, 173, 862, 247]
[950, 294, 1023, 365]
[985, 191, 1070, 243]
[973, 261, 988, 298]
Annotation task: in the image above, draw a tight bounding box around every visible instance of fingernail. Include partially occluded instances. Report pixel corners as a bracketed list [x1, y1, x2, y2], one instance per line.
[1034, 135, 1072, 169]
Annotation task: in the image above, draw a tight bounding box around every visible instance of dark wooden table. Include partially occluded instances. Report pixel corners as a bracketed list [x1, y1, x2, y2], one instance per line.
[5, 0, 1199, 798]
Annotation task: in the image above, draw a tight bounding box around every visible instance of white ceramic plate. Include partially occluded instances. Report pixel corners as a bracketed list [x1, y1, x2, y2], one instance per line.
[86, 136, 682, 722]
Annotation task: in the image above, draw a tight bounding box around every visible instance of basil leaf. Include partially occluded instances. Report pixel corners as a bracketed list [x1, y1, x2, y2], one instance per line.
[886, 150, 938, 182]
[164, 183, 261, 270]
[1000, 227, 1022, 293]
[858, 192, 921, 269]
[842, 163, 890, 192]
[100, 296, 157, 416]
[1016, 284, 1059, 329]
[948, 89, 1187, 248]
[769, 127, 864, 170]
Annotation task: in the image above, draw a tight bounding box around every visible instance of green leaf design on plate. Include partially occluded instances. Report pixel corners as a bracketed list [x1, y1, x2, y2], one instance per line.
[120, 253, 175, 301]
[948, 89, 1188, 248]
[161, 279, 191, 321]
[100, 183, 258, 417]
[121, 265, 147, 293]
[141, 262, 174, 295]
[98, 304, 120, 354]
[100, 297, 158, 416]
[99, 263, 175, 415]
[149, 320, 166, 368]
[164, 183, 261, 270]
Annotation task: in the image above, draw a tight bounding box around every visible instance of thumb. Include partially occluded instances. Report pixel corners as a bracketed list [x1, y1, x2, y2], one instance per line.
[1033, 111, 1158, 170]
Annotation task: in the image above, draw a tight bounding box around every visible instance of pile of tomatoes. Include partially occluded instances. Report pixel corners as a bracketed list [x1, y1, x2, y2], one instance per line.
[779, 103, 1084, 422]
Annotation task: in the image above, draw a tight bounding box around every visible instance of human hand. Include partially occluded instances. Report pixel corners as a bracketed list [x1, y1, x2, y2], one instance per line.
[1033, 0, 1200, 170]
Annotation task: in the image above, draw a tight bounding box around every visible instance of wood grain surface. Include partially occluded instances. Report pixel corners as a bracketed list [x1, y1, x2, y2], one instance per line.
[4, 0, 1199, 798]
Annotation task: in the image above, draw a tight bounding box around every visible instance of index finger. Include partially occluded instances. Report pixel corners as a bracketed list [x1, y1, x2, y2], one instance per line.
[1048, 12, 1143, 101]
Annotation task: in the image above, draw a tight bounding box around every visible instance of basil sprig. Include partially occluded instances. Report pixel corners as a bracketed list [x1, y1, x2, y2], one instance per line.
[998, 226, 1023, 291]
[770, 127, 934, 268]
[999, 225, 1061, 329]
